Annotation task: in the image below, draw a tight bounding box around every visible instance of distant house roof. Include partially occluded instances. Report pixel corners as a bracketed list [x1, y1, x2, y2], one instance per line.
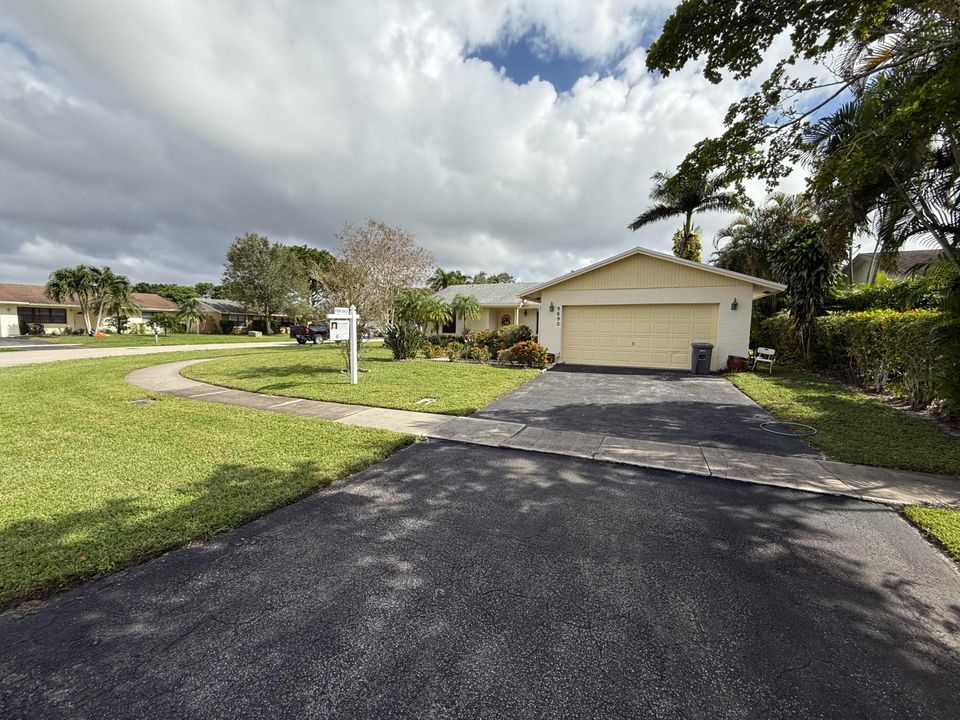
[432, 282, 542, 307]
[0, 283, 177, 311]
[851, 249, 942, 275]
[197, 298, 287, 317]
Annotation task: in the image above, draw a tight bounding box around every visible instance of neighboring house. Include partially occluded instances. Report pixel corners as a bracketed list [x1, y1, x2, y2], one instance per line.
[521, 246, 785, 371]
[849, 249, 941, 284]
[197, 298, 288, 333]
[0, 283, 178, 337]
[431, 282, 541, 335]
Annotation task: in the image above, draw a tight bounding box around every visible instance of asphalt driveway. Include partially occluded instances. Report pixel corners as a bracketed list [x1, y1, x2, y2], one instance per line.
[475, 365, 816, 456]
[2, 442, 959, 719]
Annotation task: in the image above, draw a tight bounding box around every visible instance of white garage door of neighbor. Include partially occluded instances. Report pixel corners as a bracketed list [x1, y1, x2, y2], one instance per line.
[561, 304, 718, 369]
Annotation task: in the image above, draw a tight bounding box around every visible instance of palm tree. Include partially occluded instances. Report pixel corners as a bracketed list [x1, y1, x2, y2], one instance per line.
[629, 170, 748, 261]
[449, 294, 481, 332]
[45, 265, 98, 334]
[176, 297, 207, 334]
[420, 296, 453, 334]
[429, 268, 469, 291]
[714, 193, 814, 278]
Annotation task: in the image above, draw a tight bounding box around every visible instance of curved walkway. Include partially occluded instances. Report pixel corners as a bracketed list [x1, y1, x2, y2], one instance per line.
[127, 359, 960, 508]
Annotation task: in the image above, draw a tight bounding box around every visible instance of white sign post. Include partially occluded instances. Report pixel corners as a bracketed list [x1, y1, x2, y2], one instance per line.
[348, 305, 358, 385]
[327, 305, 360, 385]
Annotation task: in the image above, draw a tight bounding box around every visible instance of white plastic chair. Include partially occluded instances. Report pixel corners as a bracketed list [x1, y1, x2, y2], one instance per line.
[752, 347, 776, 374]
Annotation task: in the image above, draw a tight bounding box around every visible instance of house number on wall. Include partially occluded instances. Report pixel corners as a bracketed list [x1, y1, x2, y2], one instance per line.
[556, 306, 561, 326]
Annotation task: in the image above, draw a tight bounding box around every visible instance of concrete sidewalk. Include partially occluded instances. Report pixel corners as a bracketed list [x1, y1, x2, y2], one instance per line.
[126, 359, 960, 508]
[0, 341, 291, 367]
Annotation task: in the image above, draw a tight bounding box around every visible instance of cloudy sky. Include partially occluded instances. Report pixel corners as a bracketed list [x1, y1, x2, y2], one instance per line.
[0, 0, 810, 286]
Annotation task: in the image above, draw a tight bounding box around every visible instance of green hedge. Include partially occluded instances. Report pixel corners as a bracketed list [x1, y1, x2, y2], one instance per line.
[827, 278, 941, 312]
[755, 309, 959, 410]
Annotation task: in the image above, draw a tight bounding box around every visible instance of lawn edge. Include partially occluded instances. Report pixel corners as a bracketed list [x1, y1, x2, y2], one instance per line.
[180, 354, 543, 417]
[1, 434, 418, 613]
[899, 506, 960, 566]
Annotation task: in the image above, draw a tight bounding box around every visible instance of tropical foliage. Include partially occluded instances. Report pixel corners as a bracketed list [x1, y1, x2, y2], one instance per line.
[383, 322, 424, 360]
[647, 0, 960, 275]
[629, 170, 747, 261]
[44, 265, 98, 334]
[449, 294, 481, 328]
[176, 297, 208, 333]
[428, 268, 517, 291]
[769, 223, 836, 358]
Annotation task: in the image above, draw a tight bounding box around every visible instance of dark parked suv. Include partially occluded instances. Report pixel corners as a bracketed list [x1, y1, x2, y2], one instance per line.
[290, 322, 329, 344]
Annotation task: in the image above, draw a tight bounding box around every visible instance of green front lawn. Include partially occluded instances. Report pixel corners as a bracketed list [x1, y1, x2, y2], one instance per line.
[40, 333, 290, 347]
[728, 369, 960, 564]
[903, 506, 960, 562]
[727, 370, 960, 475]
[0, 351, 412, 606]
[183, 345, 541, 415]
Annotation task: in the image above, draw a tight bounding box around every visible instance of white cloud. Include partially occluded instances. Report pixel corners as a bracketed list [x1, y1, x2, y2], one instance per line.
[0, 0, 808, 285]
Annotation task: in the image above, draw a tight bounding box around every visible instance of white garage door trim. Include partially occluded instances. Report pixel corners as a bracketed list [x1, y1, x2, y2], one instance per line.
[561, 303, 718, 369]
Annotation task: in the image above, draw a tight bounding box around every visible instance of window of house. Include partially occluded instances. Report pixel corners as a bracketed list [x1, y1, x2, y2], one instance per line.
[440, 319, 456, 334]
[17, 307, 67, 324]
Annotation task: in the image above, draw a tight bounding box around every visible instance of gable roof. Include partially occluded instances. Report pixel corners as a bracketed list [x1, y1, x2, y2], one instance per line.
[197, 298, 288, 317]
[520, 246, 786, 297]
[0, 283, 178, 311]
[432, 282, 542, 306]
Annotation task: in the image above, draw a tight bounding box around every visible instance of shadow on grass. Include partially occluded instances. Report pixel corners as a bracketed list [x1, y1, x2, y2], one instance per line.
[2, 442, 959, 716]
[0, 455, 406, 609]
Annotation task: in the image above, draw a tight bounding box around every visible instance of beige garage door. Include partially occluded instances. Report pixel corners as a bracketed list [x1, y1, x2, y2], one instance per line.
[561, 304, 718, 369]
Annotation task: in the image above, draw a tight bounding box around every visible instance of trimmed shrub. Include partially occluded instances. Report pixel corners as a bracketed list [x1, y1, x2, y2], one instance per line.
[383, 322, 423, 360]
[444, 341, 463, 361]
[420, 343, 446, 359]
[496, 348, 512, 364]
[218, 319, 236, 335]
[497, 324, 532, 348]
[506, 340, 547, 368]
[468, 345, 492, 362]
[755, 309, 950, 409]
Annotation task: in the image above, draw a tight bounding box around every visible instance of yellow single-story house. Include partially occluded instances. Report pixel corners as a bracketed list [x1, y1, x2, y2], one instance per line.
[431, 282, 541, 335]
[520, 247, 785, 371]
[197, 298, 288, 333]
[0, 283, 179, 337]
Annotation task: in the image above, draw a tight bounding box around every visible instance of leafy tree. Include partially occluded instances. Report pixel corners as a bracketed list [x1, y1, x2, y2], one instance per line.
[472, 271, 517, 284]
[194, 282, 220, 298]
[647, 0, 960, 272]
[290, 244, 335, 306]
[132, 283, 199, 304]
[176, 297, 208, 333]
[222, 233, 307, 335]
[430, 268, 470, 291]
[315, 220, 434, 325]
[146, 312, 181, 335]
[45, 265, 98, 334]
[629, 170, 748, 261]
[770, 223, 836, 358]
[450, 293, 482, 330]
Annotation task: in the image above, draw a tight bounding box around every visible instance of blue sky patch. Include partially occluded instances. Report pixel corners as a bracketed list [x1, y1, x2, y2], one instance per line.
[470, 31, 616, 92]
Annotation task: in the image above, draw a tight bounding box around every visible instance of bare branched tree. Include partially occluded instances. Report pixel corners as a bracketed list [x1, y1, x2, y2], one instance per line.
[315, 220, 434, 326]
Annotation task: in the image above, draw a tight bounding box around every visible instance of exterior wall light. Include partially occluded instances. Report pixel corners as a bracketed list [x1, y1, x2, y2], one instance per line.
[731, 298, 739, 310]
[548, 302, 555, 312]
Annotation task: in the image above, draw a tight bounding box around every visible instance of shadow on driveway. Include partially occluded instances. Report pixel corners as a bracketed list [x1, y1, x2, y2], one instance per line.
[1, 442, 958, 718]
[475, 365, 817, 456]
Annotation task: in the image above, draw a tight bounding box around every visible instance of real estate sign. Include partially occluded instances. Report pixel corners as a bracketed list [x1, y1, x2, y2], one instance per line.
[329, 320, 349, 342]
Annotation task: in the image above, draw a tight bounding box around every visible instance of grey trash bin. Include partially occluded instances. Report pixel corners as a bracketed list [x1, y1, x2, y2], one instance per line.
[690, 342, 714, 374]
